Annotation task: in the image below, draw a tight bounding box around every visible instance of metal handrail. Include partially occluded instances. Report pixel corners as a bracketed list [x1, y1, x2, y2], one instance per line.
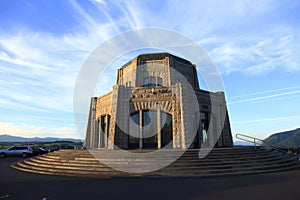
[236, 133, 294, 155]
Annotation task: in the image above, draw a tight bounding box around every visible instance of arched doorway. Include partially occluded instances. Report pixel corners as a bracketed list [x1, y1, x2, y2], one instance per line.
[142, 110, 158, 148]
[161, 112, 173, 148]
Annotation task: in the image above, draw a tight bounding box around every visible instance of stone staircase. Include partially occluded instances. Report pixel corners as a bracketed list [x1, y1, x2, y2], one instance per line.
[11, 147, 300, 178]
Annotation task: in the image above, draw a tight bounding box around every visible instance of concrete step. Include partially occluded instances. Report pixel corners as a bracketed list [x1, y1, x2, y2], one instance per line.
[41, 153, 280, 161]
[11, 162, 124, 178]
[11, 159, 300, 178]
[11, 147, 300, 178]
[45, 150, 281, 160]
[50, 148, 270, 154]
[25, 157, 295, 172]
[34, 153, 290, 167]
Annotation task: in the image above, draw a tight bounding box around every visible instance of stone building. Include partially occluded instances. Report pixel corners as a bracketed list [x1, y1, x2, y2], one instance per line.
[85, 53, 233, 149]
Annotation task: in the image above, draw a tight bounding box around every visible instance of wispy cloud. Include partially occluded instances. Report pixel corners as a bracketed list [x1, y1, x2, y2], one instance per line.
[208, 34, 300, 75]
[0, 0, 125, 137]
[0, 122, 79, 139]
[0, 0, 299, 139]
[230, 85, 300, 99]
[229, 89, 300, 105]
[232, 115, 300, 125]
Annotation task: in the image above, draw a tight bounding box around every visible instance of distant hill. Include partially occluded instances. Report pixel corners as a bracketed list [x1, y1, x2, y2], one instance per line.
[234, 141, 254, 146]
[264, 128, 300, 149]
[0, 134, 82, 143]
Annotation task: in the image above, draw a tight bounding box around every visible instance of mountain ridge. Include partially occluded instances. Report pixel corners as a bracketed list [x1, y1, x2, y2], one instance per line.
[264, 128, 300, 148]
[0, 134, 82, 143]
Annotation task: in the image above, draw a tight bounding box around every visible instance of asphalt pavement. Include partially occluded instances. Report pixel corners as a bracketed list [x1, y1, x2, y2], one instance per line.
[1, 157, 300, 200]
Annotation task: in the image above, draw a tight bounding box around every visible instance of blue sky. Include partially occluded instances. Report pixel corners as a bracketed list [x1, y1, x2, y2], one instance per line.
[0, 0, 299, 140]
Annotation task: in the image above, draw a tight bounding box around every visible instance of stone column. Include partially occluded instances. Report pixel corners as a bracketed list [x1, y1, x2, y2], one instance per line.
[89, 125, 94, 149]
[209, 114, 216, 148]
[98, 119, 102, 148]
[139, 110, 143, 149]
[105, 114, 108, 148]
[179, 83, 186, 149]
[94, 119, 99, 148]
[157, 108, 161, 149]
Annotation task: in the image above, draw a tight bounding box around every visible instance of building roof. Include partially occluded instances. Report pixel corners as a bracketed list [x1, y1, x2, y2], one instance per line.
[121, 52, 192, 69]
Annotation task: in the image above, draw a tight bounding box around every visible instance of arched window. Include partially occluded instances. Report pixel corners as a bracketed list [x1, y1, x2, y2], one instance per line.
[142, 76, 163, 87]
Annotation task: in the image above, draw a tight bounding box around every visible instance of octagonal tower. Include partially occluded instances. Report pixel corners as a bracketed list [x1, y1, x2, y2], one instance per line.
[85, 53, 233, 149]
